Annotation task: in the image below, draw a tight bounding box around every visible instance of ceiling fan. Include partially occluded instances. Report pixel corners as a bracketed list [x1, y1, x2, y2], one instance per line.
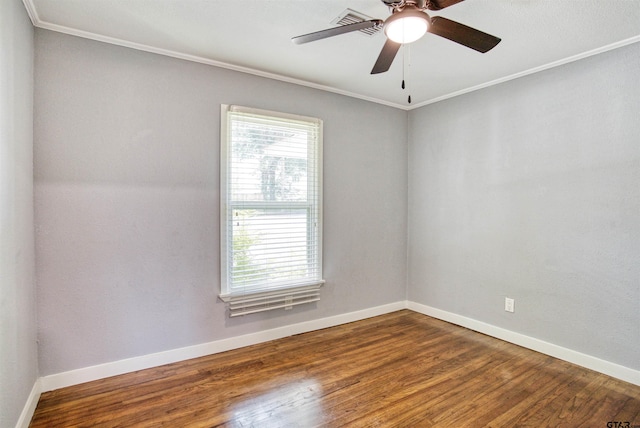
[292, 0, 501, 75]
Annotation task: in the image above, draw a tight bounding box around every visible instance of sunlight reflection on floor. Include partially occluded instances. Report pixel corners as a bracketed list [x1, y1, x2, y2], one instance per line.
[229, 379, 324, 427]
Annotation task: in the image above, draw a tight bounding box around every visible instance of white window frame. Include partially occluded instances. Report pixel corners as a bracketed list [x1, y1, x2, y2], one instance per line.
[219, 105, 324, 315]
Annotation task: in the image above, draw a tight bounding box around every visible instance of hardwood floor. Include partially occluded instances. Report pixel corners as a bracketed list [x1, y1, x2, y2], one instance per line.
[30, 310, 640, 427]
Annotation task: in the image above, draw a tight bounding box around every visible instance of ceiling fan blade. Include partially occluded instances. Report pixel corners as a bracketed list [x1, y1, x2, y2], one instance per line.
[428, 16, 501, 53]
[371, 39, 402, 74]
[292, 20, 382, 44]
[426, 0, 465, 11]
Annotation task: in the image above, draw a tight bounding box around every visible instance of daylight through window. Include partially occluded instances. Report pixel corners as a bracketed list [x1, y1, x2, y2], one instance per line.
[220, 105, 323, 310]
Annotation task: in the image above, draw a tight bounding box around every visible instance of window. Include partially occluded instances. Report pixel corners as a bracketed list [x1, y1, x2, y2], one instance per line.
[220, 105, 324, 316]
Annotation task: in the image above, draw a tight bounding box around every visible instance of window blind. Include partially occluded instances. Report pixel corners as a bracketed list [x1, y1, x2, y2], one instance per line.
[220, 105, 324, 314]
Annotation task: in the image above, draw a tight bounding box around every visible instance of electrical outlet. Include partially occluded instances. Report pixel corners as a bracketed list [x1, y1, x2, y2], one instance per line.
[505, 297, 515, 313]
[284, 296, 293, 310]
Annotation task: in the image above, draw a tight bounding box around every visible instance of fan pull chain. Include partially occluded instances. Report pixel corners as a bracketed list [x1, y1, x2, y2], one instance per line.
[405, 45, 412, 104]
[401, 46, 406, 90]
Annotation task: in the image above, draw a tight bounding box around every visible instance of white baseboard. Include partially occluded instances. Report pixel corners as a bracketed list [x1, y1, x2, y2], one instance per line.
[15, 379, 41, 428]
[407, 301, 640, 386]
[39, 301, 408, 392]
[38, 299, 639, 394]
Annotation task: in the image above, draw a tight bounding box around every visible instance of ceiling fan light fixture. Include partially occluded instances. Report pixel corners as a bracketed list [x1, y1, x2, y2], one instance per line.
[384, 7, 429, 44]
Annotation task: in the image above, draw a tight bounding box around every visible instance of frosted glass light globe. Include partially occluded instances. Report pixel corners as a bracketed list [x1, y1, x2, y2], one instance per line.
[384, 9, 429, 44]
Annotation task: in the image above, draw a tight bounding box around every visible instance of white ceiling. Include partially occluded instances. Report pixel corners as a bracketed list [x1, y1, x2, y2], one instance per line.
[24, 0, 640, 110]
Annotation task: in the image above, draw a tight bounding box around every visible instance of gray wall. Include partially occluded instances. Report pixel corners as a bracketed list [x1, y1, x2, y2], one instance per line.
[34, 30, 408, 376]
[32, 17, 639, 382]
[408, 42, 640, 370]
[0, 1, 37, 426]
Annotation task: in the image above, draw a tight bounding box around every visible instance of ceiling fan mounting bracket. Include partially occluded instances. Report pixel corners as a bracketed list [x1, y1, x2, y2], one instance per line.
[382, 0, 427, 13]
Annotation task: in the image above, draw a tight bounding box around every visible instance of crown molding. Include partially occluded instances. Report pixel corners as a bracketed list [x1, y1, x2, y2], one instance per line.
[21, 0, 39, 25]
[19, 1, 640, 110]
[409, 35, 640, 109]
[23, 0, 409, 111]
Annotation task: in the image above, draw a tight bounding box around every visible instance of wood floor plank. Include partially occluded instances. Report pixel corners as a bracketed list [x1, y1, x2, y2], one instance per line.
[30, 310, 640, 427]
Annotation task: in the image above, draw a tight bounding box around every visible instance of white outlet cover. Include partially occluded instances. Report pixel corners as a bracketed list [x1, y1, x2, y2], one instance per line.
[505, 297, 515, 313]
